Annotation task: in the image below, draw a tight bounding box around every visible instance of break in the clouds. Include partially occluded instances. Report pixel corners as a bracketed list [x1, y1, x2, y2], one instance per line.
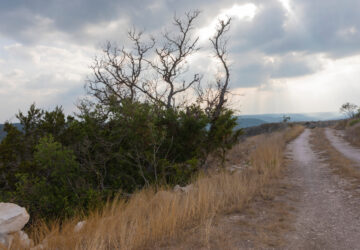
[1, 0, 360, 121]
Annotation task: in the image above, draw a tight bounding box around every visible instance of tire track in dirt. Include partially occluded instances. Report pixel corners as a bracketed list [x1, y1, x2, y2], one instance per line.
[283, 129, 360, 250]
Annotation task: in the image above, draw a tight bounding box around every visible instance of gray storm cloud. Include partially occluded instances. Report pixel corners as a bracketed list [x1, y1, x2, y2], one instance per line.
[0, 0, 359, 120]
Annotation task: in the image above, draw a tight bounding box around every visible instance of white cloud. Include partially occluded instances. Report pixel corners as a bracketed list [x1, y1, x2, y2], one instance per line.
[0, 40, 96, 121]
[232, 54, 360, 114]
[197, 3, 258, 42]
[1, 0, 360, 120]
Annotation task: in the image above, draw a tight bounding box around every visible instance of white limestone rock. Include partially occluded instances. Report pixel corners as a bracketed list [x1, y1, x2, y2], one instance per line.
[17, 230, 32, 248]
[173, 184, 193, 193]
[30, 243, 45, 250]
[0, 203, 30, 234]
[0, 234, 13, 248]
[0, 231, 33, 249]
[74, 220, 87, 232]
[173, 185, 182, 192]
[182, 184, 193, 193]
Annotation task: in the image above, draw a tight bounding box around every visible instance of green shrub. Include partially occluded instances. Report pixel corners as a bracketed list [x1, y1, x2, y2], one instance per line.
[12, 135, 100, 220]
[207, 110, 243, 165]
[0, 101, 240, 221]
[349, 119, 360, 127]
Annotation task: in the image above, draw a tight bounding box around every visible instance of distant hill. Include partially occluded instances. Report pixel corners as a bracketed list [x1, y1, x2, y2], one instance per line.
[236, 112, 343, 128]
[0, 112, 343, 140]
[236, 118, 267, 128]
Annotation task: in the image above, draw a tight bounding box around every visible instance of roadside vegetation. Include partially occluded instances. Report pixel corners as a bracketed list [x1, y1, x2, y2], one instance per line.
[314, 106, 360, 187]
[311, 128, 360, 183]
[12, 125, 303, 250]
[335, 102, 360, 147]
[343, 122, 360, 148]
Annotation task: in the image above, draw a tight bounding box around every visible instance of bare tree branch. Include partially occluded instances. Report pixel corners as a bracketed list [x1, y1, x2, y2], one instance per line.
[87, 12, 202, 110]
[148, 10, 202, 108]
[209, 17, 232, 121]
[87, 29, 155, 107]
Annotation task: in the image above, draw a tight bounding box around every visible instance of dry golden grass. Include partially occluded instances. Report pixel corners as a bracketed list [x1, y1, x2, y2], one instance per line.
[344, 123, 360, 148]
[11, 125, 304, 250]
[192, 181, 297, 250]
[311, 128, 360, 182]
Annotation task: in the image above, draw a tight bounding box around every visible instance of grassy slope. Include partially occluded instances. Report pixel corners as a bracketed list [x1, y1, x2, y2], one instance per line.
[9, 126, 304, 250]
[312, 127, 360, 181]
[344, 121, 360, 148]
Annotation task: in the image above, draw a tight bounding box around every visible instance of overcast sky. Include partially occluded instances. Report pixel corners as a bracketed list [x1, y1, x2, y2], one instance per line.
[0, 0, 360, 122]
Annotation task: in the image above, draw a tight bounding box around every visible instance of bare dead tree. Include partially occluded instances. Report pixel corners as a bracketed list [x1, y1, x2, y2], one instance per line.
[196, 18, 232, 121]
[340, 102, 358, 119]
[87, 30, 155, 106]
[87, 11, 202, 110]
[193, 17, 234, 168]
[149, 10, 202, 108]
[210, 17, 232, 120]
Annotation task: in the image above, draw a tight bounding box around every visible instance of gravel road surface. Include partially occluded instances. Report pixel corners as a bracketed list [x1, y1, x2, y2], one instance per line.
[283, 129, 360, 250]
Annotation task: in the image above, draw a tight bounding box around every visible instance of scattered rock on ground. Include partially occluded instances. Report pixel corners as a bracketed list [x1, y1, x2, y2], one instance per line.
[173, 184, 193, 193]
[0, 203, 31, 249]
[0, 203, 30, 234]
[182, 184, 193, 193]
[17, 230, 32, 248]
[173, 185, 182, 192]
[0, 230, 32, 249]
[74, 220, 87, 232]
[227, 164, 243, 173]
[0, 234, 13, 249]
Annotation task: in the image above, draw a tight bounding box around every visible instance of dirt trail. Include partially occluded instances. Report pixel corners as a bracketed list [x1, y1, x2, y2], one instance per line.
[283, 129, 360, 249]
[325, 128, 360, 164]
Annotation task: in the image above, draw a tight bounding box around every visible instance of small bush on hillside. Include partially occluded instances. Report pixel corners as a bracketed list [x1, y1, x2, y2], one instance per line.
[13, 135, 100, 220]
[349, 119, 360, 127]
